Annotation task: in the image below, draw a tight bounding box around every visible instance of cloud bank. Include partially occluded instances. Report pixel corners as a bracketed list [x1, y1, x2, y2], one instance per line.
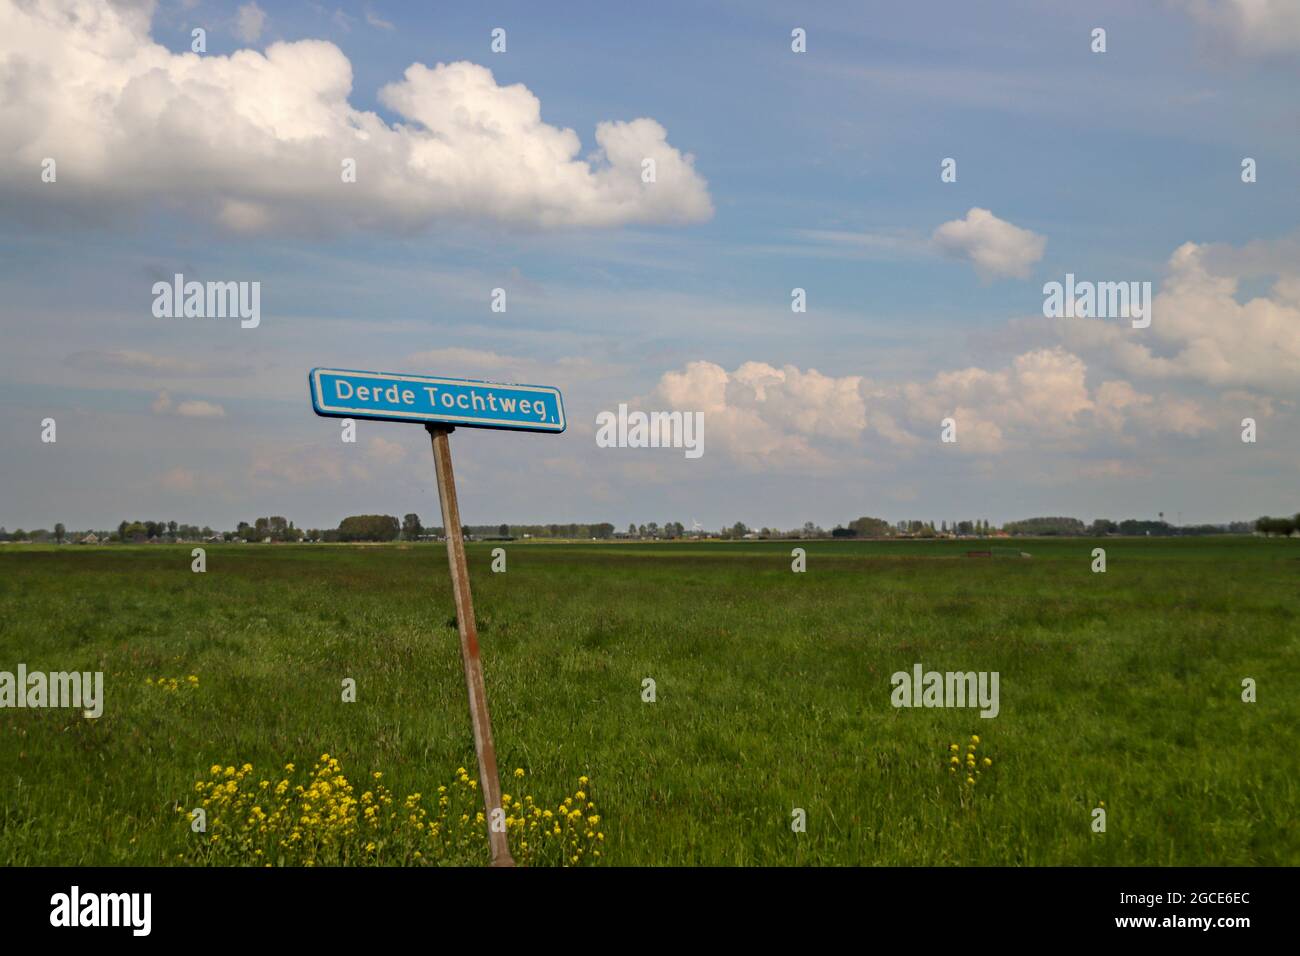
[1059, 240, 1300, 393]
[0, 0, 713, 233]
[647, 347, 1212, 467]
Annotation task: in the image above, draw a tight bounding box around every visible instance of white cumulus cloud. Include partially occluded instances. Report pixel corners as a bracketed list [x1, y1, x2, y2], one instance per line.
[1060, 239, 1300, 393]
[932, 208, 1046, 280]
[0, 0, 712, 233]
[653, 360, 867, 465]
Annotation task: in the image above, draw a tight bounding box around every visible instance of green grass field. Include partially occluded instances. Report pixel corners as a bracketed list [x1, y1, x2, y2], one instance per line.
[1, 537, 1296, 865]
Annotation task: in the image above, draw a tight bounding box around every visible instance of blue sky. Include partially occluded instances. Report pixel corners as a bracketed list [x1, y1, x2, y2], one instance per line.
[1, 0, 1297, 531]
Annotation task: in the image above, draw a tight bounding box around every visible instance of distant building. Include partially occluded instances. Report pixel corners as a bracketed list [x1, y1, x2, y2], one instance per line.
[78, 533, 99, 545]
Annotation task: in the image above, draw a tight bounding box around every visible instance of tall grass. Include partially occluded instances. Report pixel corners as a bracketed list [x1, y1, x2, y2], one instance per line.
[0, 537, 1295, 865]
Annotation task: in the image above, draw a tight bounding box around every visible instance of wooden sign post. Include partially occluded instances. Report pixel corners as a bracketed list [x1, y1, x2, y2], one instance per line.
[308, 368, 566, 868]
[427, 424, 512, 867]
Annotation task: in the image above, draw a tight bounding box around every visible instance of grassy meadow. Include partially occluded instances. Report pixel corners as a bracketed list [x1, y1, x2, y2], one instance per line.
[0, 536, 1296, 866]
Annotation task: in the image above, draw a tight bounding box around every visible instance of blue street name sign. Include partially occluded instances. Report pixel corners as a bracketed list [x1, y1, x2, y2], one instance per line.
[309, 367, 565, 433]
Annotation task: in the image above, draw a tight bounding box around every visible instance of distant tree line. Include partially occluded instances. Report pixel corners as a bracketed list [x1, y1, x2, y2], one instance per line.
[1256, 513, 1300, 536]
[0, 524, 76, 544]
[116, 520, 214, 542]
[336, 515, 399, 542]
[231, 517, 302, 542]
[482, 522, 619, 539]
[4, 511, 1285, 545]
[1002, 517, 1087, 536]
[829, 518, 998, 538]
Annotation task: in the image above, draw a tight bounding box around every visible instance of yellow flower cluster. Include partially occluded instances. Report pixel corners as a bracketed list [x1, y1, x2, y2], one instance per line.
[146, 675, 199, 693]
[946, 735, 993, 788]
[178, 756, 603, 868]
[500, 773, 603, 867]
